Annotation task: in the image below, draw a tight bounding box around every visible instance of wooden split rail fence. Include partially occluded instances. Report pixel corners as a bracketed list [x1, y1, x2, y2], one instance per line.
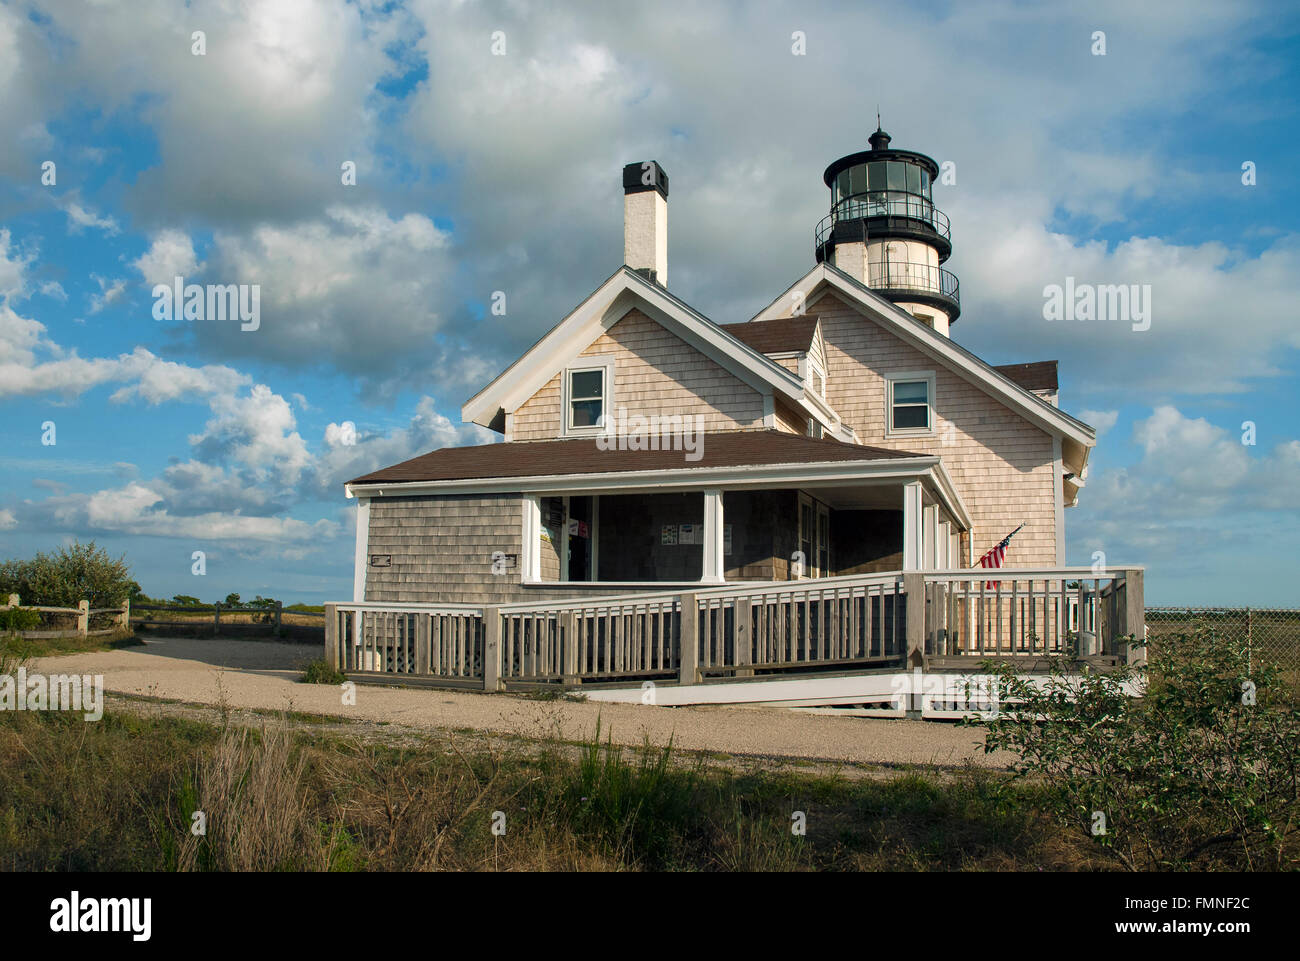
[1, 594, 130, 638]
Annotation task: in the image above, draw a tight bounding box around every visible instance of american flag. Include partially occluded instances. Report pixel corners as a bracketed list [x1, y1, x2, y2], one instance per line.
[977, 523, 1024, 588]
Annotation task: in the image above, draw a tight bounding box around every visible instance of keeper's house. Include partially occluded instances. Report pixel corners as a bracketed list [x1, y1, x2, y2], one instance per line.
[346, 127, 1094, 606]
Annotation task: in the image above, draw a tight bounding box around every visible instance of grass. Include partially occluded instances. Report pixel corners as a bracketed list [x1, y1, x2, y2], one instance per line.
[0, 701, 1098, 872]
[1, 628, 141, 659]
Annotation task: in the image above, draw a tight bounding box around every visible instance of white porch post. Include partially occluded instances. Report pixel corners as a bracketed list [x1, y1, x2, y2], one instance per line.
[902, 481, 923, 571]
[353, 497, 371, 602]
[702, 488, 725, 584]
[522, 495, 542, 582]
[938, 519, 952, 569]
[922, 504, 938, 571]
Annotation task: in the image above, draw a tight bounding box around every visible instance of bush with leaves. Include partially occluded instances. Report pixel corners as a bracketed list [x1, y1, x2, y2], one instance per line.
[0, 541, 133, 609]
[979, 628, 1300, 870]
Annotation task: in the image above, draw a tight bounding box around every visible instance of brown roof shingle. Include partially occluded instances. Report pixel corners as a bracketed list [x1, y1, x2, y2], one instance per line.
[994, 360, 1058, 392]
[720, 316, 820, 355]
[349, 430, 925, 486]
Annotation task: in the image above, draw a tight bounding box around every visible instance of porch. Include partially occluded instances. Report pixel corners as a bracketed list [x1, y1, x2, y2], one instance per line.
[323, 566, 1145, 718]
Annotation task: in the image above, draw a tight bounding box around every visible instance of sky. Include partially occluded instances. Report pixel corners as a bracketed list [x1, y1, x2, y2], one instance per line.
[0, 0, 1297, 606]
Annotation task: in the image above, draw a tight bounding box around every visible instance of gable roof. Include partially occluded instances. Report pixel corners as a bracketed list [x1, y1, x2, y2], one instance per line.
[748, 262, 1095, 477]
[461, 267, 847, 438]
[350, 430, 921, 486]
[995, 361, 1058, 393]
[720, 316, 819, 355]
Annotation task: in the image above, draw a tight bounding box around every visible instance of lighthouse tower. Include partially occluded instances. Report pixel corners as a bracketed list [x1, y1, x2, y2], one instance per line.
[814, 125, 960, 335]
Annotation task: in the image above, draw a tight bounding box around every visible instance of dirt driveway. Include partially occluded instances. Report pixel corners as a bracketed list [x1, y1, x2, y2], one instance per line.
[35, 636, 1005, 770]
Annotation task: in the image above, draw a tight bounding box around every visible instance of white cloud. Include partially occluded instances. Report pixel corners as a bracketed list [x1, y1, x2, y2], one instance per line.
[190, 384, 312, 486]
[88, 274, 127, 314]
[62, 200, 120, 235]
[132, 229, 201, 286]
[1073, 405, 1300, 562]
[38, 280, 67, 301]
[1080, 409, 1119, 435]
[43, 481, 337, 543]
[0, 508, 16, 530]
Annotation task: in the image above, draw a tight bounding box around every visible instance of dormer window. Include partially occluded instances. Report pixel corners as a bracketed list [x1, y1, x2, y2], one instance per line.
[885, 371, 936, 435]
[563, 358, 614, 434]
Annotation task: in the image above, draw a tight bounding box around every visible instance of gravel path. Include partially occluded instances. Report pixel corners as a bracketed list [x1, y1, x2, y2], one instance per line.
[34, 636, 1008, 770]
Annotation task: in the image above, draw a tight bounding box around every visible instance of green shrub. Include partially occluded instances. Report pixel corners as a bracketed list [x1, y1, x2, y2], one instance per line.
[0, 607, 41, 634]
[299, 659, 347, 685]
[0, 542, 132, 609]
[980, 628, 1300, 870]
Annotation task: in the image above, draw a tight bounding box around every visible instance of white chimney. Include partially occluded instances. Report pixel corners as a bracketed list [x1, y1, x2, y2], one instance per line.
[623, 161, 668, 285]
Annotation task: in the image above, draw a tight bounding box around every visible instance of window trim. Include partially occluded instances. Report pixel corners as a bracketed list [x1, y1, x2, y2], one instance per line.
[560, 356, 615, 436]
[884, 370, 937, 438]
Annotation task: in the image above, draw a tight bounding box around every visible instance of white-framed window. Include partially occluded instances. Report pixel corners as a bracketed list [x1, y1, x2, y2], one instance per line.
[561, 357, 614, 435]
[885, 371, 936, 436]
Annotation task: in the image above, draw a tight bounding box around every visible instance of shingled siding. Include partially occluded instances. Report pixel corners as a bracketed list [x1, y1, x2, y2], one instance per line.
[801, 291, 1060, 566]
[512, 309, 767, 440]
[364, 494, 532, 604]
[365, 493, 709, 605]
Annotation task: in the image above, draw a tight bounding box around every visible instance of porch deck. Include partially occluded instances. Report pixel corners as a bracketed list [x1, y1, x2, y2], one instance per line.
[325, 566, 1144, 717]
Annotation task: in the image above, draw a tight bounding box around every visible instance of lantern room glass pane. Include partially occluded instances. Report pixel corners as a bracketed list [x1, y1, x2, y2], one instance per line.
[920, 169, 930, 198]
[887, 161, 906, 191]
[836, 170, 850, 202]
[848, 164, 866, 196]
[906, 164, 920, 195]
[868, 161, 887, 192]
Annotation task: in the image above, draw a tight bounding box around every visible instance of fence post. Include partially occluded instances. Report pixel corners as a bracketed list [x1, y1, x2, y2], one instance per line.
[275, 601, 283, 630]
[76, 599, 89, 637]
[734, 599, 753, 678]
[119, 598, 130, 629]
[904, 572, 925, 668]
[1246, 608, 1252, 675]
[324, 603, 339, 670]
[3, 594, 17, 609]
[562, 611, 579, 686]
[678, 593, 699, 686]
[214, 602, 221, 635]
[483, 607, 502, 692]
[1123, 570, 1145, 666]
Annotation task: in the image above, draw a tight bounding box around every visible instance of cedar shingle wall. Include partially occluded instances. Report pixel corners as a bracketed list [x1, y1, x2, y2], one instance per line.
[799, 291, 1060, 567]
[512, 309, 767, 440]
[365, 494, 530, 604]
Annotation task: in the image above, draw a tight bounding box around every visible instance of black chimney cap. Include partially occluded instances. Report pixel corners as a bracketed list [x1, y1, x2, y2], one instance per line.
[868, 126, 892, 151]
[623, 161, 669, 199]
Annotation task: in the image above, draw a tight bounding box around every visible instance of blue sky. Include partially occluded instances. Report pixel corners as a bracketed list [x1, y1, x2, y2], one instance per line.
[1, 0, 1297, 605]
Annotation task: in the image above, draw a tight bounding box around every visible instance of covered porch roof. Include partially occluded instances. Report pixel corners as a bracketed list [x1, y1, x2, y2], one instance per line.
[344, 429, 970, 531]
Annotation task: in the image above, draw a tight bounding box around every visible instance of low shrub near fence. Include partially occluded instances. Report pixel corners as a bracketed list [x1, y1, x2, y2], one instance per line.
[1, 593, 130, 639]
[1146, 607, 1300, 688]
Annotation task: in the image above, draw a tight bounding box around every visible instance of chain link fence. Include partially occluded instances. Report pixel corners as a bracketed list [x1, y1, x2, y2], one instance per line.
[1146, 607, 1300, 689]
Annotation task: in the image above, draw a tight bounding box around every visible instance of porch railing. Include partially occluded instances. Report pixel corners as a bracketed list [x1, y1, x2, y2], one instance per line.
[918, 568, 1145, 663]
[324, 567, 1145, 689]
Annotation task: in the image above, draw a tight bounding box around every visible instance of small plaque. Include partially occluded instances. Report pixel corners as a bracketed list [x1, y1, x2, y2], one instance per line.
[370, 554, 391, 568]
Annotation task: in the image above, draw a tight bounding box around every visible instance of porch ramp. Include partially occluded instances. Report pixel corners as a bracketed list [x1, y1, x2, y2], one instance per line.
[323, 567, 1144, 719]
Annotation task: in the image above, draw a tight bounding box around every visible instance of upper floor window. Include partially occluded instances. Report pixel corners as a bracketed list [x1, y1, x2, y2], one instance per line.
[566, 367, 606, 430]
[886, 372, 935, 434]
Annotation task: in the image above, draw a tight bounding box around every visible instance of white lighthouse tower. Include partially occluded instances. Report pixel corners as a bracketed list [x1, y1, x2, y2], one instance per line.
[815, 124, 960, 336]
